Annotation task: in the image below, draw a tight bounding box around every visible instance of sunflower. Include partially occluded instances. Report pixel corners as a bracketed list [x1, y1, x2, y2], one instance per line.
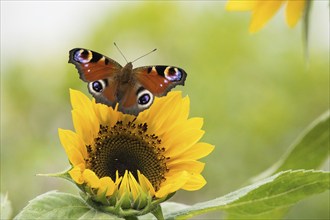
[59, 89, 214, 217]
[226, 0, 306, 33]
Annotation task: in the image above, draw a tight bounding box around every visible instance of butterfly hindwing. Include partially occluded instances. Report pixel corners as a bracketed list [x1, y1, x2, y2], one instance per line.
[118, 84, 142, 115]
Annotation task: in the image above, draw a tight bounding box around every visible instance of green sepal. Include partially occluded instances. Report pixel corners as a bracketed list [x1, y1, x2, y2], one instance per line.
[37, 167, 73, 183]
[151, 204, 164, 220]
[133, 191, 149, 210]
[84, 191, 174, 218]
[39, 167, 175, 218]
[94, 188, 110, 205]
[118, 192, 132, 210]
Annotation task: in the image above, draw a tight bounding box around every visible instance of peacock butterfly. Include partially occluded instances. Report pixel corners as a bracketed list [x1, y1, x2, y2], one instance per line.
[69, 47, 187, 115]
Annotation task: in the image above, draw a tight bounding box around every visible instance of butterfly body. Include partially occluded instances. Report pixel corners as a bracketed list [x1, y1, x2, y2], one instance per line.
[69, 48, 187, 115]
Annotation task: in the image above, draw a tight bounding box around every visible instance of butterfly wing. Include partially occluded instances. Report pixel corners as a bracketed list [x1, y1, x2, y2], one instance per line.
[118, 65, 187, 115]
[135, 65, 187, 95]
[69, 48, 122, 107]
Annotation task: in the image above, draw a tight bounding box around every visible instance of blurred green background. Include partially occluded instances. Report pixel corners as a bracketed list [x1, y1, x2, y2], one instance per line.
[1, 1, 329, 219]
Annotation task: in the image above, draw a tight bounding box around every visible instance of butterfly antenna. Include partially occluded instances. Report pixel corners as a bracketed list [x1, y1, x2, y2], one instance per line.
[114, 42, 128, 63]
[132, 48, 157, 63]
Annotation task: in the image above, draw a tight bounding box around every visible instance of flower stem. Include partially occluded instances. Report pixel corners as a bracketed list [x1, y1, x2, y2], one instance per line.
[151, 204, 164, 220]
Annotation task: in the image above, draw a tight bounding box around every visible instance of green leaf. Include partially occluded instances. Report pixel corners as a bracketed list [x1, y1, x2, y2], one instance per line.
[1, 193, 13, 219]
[14, 191, 121, 220]
[161, 202, 190, 216]
[139, 202, 190, 220]
[251, 110, 330, 182]
[165, 170, 330, 219]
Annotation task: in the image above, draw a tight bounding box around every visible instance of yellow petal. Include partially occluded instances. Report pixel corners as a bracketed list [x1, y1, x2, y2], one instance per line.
[174, 142, 215, 160]
[92, 100, 123, 127]
[98, 177, 116, 197]
[181, 173, 206, 191]
[66, 148, 84, 166]
[92, 101, 111, 126]
[118, 171, 129, 197]
[58, 129, 87, 159]
[159, 95, 191, 133]
[162, 117, 204, 157]
[167, 160, 205, 174]
[114, 170, 123, 186]
[128, 172, 141, 200]
[285, 0, 305, 27]
[70, 89, 93, 111]
[174, 95, 190, 122]
[141, 92, 182, 134]
[72, 109, 98, 146]
[138, 171, 156, 196]
[164, 129, 205, 157]
[163, 117, 203, 141]
[226, 0, 257, 11]
[156, 171, 190, 198]
[250, 1, 284, 33]
[83, 169, 100, 188]
[68, 165, 84, 184]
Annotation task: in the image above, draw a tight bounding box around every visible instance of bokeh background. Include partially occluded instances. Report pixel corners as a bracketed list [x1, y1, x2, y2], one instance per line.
[1, 1, 329, 219]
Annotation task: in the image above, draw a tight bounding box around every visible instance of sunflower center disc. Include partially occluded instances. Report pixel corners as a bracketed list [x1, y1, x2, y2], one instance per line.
[87, 121, 168, 190]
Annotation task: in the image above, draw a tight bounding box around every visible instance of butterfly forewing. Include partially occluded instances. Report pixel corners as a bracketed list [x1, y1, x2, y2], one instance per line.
[134, 65, 187, 95]
[69, 48, 122, 82]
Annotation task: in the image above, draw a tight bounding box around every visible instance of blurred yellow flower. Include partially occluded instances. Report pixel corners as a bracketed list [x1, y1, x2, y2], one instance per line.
[226, 0, 306, 33]
[59, 89, 214, 214]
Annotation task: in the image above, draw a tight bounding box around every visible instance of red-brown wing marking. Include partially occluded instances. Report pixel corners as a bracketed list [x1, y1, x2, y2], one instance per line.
[117, 85, 142, 115]
[101, 79, 118, 105]
[120, 85, 138, 108]
[134, 66, 187, 96]
[69, 48, 122, 82]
